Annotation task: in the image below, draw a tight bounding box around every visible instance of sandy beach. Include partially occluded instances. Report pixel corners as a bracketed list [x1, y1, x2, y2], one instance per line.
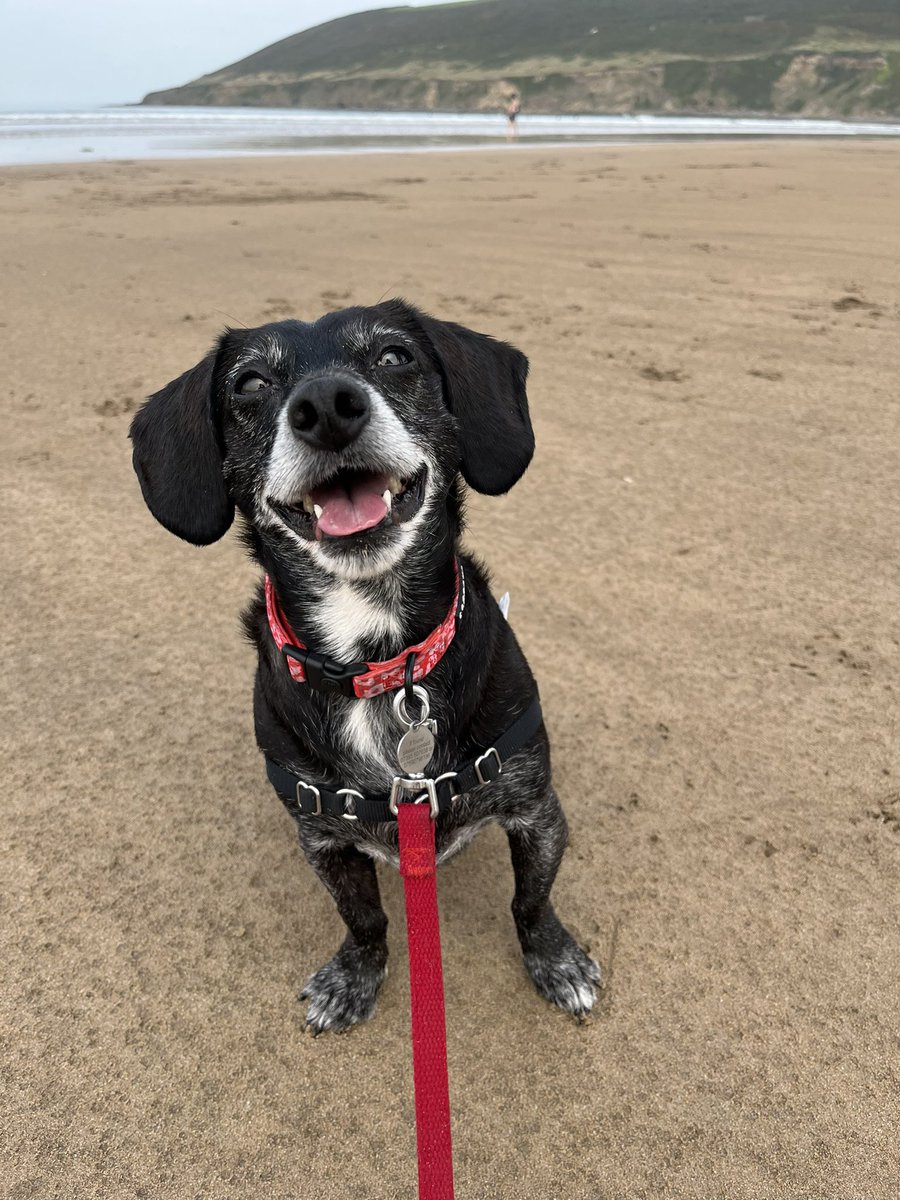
[2, 141, 899, 1199]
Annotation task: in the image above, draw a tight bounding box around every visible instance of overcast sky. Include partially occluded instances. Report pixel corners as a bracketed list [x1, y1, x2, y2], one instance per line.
[0, 1, 448, 110]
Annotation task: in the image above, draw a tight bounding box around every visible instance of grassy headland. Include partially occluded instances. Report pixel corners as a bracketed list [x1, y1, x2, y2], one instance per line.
[142, 0, 900, 118]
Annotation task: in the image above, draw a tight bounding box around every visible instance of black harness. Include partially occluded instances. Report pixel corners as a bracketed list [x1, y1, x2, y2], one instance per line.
[265, 695, 543, 823]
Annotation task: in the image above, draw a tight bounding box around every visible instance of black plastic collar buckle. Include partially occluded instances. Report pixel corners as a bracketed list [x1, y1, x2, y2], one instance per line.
[281, 644, 367, 698]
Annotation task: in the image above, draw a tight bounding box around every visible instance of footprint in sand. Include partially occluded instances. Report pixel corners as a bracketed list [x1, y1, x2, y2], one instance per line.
[95, 396, 137, 417]
[640, 365, 687, 383]
[832, 294, 883, 316]
[748, 368, 784, 381]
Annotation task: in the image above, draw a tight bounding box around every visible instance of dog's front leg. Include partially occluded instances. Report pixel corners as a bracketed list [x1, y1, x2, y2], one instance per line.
[298, 832, 389, 1034]
[503, 790, 601, 1018]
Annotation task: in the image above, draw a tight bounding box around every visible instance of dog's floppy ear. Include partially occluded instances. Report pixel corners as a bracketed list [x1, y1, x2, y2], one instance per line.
[394, 303, 534, 495]
[129, 344, 234, 546]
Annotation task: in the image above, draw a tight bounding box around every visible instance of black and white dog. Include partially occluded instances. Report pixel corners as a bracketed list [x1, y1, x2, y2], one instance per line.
[130, 300, 599, 1033]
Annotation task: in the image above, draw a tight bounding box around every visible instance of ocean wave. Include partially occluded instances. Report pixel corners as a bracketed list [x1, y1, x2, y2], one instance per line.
[2, 106, 899, 166]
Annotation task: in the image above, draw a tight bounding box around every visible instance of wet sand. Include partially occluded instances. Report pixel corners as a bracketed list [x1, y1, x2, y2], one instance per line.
[2, 141, 898, 1198]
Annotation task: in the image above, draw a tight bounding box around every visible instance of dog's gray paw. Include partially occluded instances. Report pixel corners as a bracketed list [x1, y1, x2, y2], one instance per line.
[523, 934, 601, 1019]
[300, 942, 387, 1034]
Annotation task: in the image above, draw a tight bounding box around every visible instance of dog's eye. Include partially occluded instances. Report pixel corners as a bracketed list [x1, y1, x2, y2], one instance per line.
[235, 374, 271, 396]
[376, 347, 412, 368]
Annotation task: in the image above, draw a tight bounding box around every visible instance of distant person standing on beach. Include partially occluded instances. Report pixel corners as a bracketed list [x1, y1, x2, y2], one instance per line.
[506, 93, 521, 139]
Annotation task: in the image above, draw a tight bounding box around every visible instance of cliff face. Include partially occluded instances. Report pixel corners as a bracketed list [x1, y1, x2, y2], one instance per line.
[142, 0, 900, 119]
[142, 54, 900, 119]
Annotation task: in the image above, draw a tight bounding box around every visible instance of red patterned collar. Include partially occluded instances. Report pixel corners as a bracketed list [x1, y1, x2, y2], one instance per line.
[265, 562, 463, 700]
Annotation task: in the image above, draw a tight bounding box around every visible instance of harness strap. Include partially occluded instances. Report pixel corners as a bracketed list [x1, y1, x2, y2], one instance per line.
[264, 696, 543, 822]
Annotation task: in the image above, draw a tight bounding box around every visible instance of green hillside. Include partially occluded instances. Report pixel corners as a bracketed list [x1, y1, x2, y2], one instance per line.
[142, 0, 900, 118]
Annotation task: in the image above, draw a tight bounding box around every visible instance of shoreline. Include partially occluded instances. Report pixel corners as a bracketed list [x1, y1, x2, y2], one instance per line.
[3, 105, 900, 169]
[3, 132, 900, 175]
[19, 99, 900, 125]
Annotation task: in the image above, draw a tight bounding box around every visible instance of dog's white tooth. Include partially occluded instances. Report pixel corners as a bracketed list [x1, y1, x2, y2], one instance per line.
[388, 475, 402, 495]
[302, 494, 314, 514]
[382, 489, 392, 508]
[313, 504, 323, 519]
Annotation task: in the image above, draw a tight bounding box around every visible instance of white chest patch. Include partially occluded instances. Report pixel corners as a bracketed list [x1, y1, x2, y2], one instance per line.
[342, 699, 396, 781]
[312, 580, 402, 663]
[306, 582, 403, 782]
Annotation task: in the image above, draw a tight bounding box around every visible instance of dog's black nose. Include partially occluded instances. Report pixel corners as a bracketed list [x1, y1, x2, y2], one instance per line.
[287, 375, 370, 452]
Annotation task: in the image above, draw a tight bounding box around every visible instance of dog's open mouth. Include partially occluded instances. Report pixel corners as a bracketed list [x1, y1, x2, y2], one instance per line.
[269, 465, 428, 543]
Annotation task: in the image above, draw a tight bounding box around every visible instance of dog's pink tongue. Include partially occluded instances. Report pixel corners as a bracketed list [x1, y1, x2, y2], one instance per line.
[312, 473, 389, 537]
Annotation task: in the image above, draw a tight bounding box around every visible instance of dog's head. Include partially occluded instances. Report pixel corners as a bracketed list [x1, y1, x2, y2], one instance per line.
[130, 300, 533, 579]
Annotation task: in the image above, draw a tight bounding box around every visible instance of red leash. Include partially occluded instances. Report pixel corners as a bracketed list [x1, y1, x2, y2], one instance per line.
[397, 803, 455, 1200]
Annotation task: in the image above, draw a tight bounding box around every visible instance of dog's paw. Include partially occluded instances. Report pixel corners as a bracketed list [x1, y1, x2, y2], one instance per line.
[300, 941, 387, 1035]
[523, 931, 601, 1019]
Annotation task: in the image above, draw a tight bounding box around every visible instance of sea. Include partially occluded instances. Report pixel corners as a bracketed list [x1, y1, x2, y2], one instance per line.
[2, 106, 900, 166]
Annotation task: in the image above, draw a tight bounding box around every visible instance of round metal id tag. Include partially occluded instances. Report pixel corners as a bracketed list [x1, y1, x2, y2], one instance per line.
[397, 721, 437, 775]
